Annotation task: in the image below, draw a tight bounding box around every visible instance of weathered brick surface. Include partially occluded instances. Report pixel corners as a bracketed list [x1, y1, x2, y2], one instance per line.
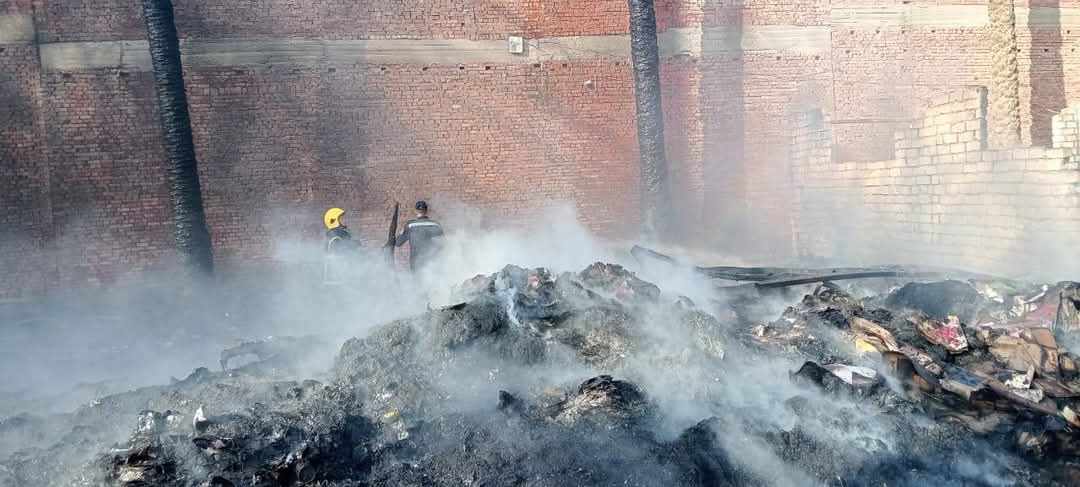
[39, 70, 175, 288]
[38, 0, 715, 42]
[0, 43, 50, 299]
[738, 50, 832, 259]
[816, 1, 1079, 156]
[792, 87, 1080, 277]
[656, 0, 703, 29]
[662, 57, 705, 242]
[10, 0, 1080, 295]
[705, 0, 1078, 262]
[1057, 3, 1080, 128]
[41, 0, 519, 42]
[696, 1, 745, 253]
[1021, 16, 1066, 146]
[5, 61, 669, 293]
[742, 0, 829, 26]
[35, 60, 649, 287]
[0, 1, 28, 14]
[6, 1, 726, 296]
[1052, 103, 1080, 150]
[830, 23, 989, 161]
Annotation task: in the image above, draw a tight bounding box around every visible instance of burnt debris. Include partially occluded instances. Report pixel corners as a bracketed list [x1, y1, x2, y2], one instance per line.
[2, 262, 1080, 486]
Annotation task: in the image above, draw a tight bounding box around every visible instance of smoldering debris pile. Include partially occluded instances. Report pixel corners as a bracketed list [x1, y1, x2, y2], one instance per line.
[2, 264, 1080, 486]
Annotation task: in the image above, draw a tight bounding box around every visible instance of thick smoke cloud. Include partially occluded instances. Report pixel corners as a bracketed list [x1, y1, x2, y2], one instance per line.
[0, 203, 620, 417]
[0, 203, 1066, 486]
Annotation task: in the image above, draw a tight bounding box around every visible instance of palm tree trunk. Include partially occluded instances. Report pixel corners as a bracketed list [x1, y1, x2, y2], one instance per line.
[142, 0, 214, 274]
[628, 0, 672, 237]
[988, 0, 1022, 147]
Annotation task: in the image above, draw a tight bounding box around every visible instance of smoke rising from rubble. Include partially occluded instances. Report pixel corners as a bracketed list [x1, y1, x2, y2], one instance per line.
[0, 204, 620, 418]
[1, 203, 1071, 486]
[395, 207, 1035, 484]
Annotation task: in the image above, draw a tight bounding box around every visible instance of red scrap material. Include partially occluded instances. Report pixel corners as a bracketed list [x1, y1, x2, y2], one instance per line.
[913, 315, 969, 353]
[1024, 298, 1060, 327]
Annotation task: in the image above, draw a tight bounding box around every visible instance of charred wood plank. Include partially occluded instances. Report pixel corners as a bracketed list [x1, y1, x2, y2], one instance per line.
[384, 202, 399, 266]
[633, 245, 1007, 290]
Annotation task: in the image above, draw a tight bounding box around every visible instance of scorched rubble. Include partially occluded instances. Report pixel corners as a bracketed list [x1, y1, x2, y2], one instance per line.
[2, 264, 1080, 485]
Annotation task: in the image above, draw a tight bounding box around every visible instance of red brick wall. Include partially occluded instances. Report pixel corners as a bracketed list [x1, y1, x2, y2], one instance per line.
[8, 0, 1080, 296]
[182, 60, 644, 254]
[823, 1, 1080, 154]
[1060, 2, 1080, 112]
[831, 23, 989, 161]
[1024, 0, 1069, 146]
[0, 0, 30, 14]
[724, 1, 832, 260]
[656, 0, 703, 29]
[662, 57, 705, 243]
[698, 53, 748, 254]
[698, 1, 745, 254]
[38, 0, 529, 42]
[8, 1, 696, 296]
[703, 0, 1079, 261]
[39, 70, 175, 288]
[23, 59, 651, 290]
[0, 42, 50, 299]
[739, 52, 832, 260]
[37, 0, 707, 42]
[1, 0, 45, 299]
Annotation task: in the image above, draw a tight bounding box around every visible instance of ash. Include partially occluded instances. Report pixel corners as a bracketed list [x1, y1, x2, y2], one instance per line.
[3, 263, 1080, 486]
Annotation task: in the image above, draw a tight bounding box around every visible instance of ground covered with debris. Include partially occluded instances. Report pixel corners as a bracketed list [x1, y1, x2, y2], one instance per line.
[2, 262, 1080, 486]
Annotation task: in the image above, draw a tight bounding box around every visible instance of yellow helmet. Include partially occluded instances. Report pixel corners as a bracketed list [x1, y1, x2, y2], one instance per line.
[324, 208, 345, 230]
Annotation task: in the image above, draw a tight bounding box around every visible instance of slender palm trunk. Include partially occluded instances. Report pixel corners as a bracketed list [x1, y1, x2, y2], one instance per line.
[988, 0, 1022, 147]
[142, 0, 214, 274]
[628, 0, 671, 237]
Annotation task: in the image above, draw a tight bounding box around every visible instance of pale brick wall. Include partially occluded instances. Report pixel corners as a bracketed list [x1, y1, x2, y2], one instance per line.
[790, 108, 837, 260]
[1052, 104, 1080, 152]
[792, 86, 1080, 278]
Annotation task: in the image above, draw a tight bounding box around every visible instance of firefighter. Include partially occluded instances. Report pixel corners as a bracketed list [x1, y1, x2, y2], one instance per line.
[394, 200, 444, 272]
[323, 207, 359, 283]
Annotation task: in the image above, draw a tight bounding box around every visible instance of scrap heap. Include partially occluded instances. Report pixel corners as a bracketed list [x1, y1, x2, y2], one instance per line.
[756, 278, 1080, 430]
[1, 262, 1079, 486]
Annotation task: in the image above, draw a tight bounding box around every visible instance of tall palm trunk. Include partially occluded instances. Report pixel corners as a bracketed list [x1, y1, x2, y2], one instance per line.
[628, 0, 671, 237]
[142, 0, 214, 274]
[988, 0, 1022, 147]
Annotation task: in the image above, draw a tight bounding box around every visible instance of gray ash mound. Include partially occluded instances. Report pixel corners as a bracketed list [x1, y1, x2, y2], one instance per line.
[2, 263, 1079, 486]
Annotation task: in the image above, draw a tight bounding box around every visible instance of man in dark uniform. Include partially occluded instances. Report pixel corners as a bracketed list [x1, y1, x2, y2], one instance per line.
[394, 200, 444, 272]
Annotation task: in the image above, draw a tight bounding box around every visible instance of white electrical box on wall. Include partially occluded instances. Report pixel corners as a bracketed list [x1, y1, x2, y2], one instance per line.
[508, 36, 525, 54]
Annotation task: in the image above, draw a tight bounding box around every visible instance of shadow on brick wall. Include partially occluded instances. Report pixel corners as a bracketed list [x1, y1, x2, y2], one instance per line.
[1029, 1, 1067, 146]
[699, 2, 746, 256]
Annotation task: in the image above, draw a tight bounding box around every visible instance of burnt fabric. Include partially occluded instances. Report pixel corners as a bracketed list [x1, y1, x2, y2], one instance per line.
[628, 0, 671, 235]
[143, 0, 214, 274]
